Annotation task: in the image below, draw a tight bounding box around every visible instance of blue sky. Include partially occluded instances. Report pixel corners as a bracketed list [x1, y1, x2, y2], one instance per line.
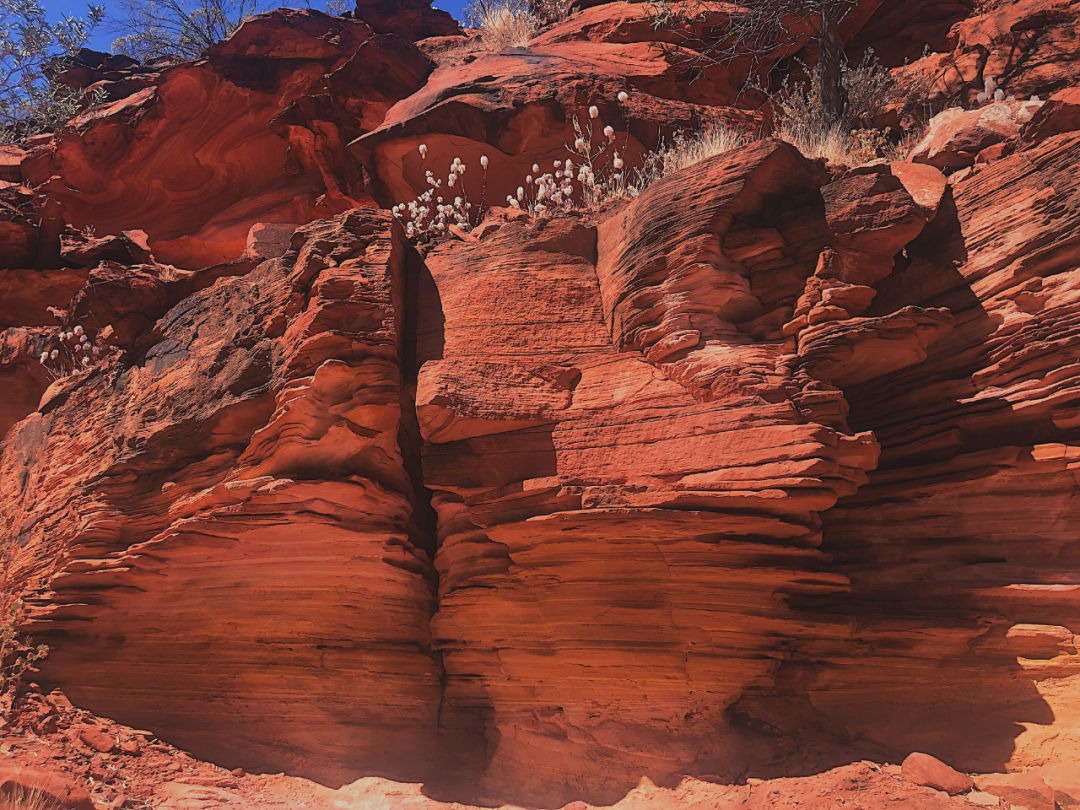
[39, 0, 469, 53]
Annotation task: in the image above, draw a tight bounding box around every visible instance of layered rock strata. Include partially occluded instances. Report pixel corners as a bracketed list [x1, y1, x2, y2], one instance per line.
[1, 0, 1079, 805]
[803, 130, 1080, 775]
[415, 140, 957, 803]
[1, 210, 441, 785]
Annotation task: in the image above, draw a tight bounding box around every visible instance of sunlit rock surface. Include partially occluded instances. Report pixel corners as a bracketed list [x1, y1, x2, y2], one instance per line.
[1, 0, 1079, 807]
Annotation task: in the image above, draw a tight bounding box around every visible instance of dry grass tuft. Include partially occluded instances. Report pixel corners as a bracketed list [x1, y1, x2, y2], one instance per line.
[775, 123, 870, 165]
[0, 786, 63, 810]
[621, 123, 755, 198]
[475, 2, 540, 49]
[653, 124, 754, 176]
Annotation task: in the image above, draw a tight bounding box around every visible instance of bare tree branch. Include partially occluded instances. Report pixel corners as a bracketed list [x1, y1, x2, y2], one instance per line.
[109, 0, 270, 61]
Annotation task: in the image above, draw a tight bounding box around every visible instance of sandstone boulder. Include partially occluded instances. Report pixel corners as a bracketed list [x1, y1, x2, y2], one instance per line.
[901, 753, 974, 795]
[0, 766, 95, 810]
[1022, 84, 1080, 141]
[976, 772, 1058, 810]
[909, 100, 1042, 171]
[20, 10, 431, 268]
[0, 145, 23, 184]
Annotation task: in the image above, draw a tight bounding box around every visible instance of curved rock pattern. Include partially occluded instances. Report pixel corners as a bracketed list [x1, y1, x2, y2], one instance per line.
[1, 211, 441, 785]
[20, 10, 434, 268]
[1, 1, 1079, 807]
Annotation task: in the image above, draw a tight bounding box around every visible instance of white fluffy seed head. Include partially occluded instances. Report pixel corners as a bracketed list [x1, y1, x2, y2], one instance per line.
[74, 325, 84, 335]
[574, 138, 586, 152]
[617, 91, 629, 103]
[480, 155, 489, 169]
[419, 144, 428, 158]
[39, 351, 49, 363]
[517, 186, 525, 200]
[588, 105, 599, 119]
[532, 163, 540, 174]
[49, 349, 58, 360]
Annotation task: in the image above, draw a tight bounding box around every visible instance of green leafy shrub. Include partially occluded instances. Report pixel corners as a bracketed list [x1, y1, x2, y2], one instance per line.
[0, 0, 104, 143]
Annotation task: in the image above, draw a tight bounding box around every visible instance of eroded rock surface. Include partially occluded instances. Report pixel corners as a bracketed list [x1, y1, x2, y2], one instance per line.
[19, 10, 433, 268]
[2, 1, 1080, 807]
[2, 210, 441, 785]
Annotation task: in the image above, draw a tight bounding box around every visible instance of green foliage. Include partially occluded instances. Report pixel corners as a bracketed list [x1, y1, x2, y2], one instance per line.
[0, 0, 104, 143]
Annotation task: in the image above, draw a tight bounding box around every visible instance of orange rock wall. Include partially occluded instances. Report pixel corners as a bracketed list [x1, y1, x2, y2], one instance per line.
[1, 211, 442, 785]
[2, 1, 1079, 806]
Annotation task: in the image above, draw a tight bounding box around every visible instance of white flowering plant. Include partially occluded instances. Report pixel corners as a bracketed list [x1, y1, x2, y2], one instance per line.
[37, 323, 104, 380]
[393, 90, 635, 241]
[391, 148, 489, 240]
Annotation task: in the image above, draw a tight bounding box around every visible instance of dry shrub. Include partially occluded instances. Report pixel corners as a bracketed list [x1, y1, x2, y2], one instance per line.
[843, 49, 893, 124]
[465, 0, 541, 49]
[480, 4, 540, 49]
[528, 0, 571, 22]
[772, 54, 897, 166]
[0, 786, 63, 810]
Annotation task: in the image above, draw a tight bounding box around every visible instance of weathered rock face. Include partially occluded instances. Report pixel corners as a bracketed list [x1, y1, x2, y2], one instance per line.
[1, 210, 442, 785]
[19, 10, 434, 268]
[410, 140, 964, 803]
[353, 4, 763, 211]
[2, 1, 1080, 807]
[885, 0, 1080, 110]
[796, 130, 1080, 776]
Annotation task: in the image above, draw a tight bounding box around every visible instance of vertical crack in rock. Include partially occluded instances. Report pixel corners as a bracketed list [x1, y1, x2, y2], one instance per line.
[406, 139, 969, 806]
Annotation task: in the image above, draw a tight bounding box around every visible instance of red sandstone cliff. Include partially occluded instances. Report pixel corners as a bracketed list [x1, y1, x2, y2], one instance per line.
[1, 1, 1079, 808]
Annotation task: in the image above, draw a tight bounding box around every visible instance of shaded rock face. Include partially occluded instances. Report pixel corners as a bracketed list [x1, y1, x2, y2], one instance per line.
[884, 0, 1080, 112]
[2, 1, 1080, 807]
[416, 141, 893, 802]
[797, 130, 1080, 775]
